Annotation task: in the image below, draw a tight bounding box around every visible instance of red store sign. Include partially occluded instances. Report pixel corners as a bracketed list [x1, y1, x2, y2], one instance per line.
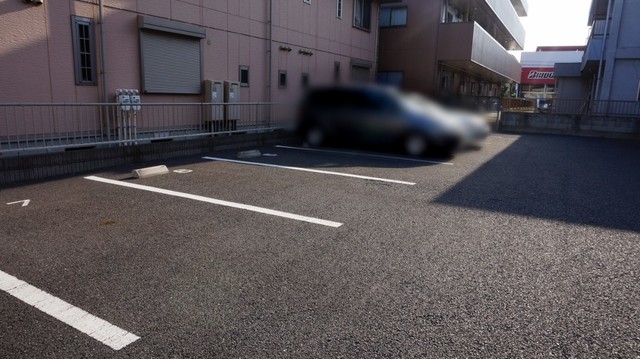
[521, 67, 555, 85]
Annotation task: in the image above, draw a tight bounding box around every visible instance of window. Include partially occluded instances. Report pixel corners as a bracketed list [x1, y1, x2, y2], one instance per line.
[637, 80, 640, 101]
[443, 5, 463, 23]
[334, 61, 341, 83]
[351, 65, 370, 82]
[441, 75, 450, 90]
[353, 0, 372, 31]
[301, 73, 309, 88]
[71, 16, 96, 85]
[138, 15, 206, 94]
[351, 58, 372, 82]
[278, 70, 287, 88]
[337, 0, 343, 18]
[376, 72, 404, 88]
[239, 66, 249, 87]
[379, 7, 407, 27]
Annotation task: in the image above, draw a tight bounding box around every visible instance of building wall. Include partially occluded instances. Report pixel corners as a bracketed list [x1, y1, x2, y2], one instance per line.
[520, 51, 585, 68]
[378, 0, 524, 98]
[556, 77, 590, 101]
[0, 1, 100, 103]
[519, 50, 585, 99]
[608, 60, 640, 101]
[378, 0, 441, 95]
[593, 0, 640, 101]
[0, 0, 381, 104]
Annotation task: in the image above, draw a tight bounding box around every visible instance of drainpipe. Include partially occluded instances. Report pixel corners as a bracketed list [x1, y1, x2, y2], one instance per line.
[373, 2, 380, 81]
[268, 0, 273, 103]
[99, 0, 111, 140]
[594, 0, 612, 102]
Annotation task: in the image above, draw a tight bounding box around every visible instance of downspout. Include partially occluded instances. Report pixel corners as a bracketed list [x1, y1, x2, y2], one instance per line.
[594, 0, 612, 101]
[373, 1, 380, 81]
[99, 0, 111, 140]
[434, 0, 446, 96]
[268, 0, 273, 103]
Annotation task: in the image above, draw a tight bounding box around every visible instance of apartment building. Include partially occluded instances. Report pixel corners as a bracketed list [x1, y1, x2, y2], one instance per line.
[556, 0, 640, 102]
[377, 0, 526, 98]
[0, 0, 389, 104]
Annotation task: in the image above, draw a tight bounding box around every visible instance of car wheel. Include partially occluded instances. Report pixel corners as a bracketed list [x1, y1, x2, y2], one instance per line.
[405, 134, 427, 156]
[306, 126, 324, 147]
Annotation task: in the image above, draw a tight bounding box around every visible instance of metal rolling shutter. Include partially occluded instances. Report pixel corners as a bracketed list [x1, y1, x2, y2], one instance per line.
[140, 30, 202, 94]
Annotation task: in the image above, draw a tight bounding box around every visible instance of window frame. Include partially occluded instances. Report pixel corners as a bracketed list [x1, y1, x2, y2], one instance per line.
[379, 7, 408, 28]
[71, 15, 97, 86]
[353, 0, 373, 32]
[278, 70, 287, 89]
[239, 66, 249, 87]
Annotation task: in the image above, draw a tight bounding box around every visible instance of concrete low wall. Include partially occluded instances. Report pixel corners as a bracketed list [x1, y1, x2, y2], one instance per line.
[499, 112, 640, 139]
[0, 131, 297, 187]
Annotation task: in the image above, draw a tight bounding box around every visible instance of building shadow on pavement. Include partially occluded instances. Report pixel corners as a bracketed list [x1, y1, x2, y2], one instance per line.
[434, 134, 640, 233]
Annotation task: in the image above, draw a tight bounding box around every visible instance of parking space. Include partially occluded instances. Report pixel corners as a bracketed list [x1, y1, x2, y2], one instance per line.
[1, 133, 639, 357]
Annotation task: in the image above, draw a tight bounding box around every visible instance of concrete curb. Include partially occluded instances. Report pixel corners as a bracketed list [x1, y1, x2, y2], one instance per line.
[0, 131, 298, 187]
[498, 112, 640, 140]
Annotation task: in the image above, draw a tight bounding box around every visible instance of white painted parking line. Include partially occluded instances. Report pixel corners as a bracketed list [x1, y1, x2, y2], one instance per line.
[202, 156, 416, 186]
[84, 176, 343, 228]
[0, 270, 140, 350]
[274, 145, 454, 165]
[7, 199, 30, 207]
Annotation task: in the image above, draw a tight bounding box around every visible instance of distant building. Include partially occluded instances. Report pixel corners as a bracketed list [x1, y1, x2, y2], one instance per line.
[377, 0, 527, 98]
[520, 46, 585, 100]
[0, 0, 391, 104]
[556, 0, 640, 103]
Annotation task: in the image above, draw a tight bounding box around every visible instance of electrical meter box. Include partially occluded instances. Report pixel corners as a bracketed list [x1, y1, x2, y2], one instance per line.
[130, 90, 141, 111]
[116, 89, 131, 111]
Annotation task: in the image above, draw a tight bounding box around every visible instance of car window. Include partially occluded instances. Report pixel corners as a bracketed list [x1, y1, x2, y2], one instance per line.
[308, 90, 349, 109]
[368, 91, 400, 112]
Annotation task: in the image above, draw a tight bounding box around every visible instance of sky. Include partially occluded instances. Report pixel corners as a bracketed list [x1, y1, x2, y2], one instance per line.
[520, 0, 593, 51]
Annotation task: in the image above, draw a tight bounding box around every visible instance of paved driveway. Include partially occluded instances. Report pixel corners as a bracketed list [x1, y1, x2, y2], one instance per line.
[1, 133, 639, 357]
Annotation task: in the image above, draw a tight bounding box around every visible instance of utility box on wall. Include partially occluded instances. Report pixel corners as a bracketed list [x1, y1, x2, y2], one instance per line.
[224, 81, 240, 131]
[203, 80, 226, 132]
[204, 80, 223, 119]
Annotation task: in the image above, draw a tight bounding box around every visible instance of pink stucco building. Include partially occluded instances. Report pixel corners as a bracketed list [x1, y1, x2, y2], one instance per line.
[0, 0, 388, 104]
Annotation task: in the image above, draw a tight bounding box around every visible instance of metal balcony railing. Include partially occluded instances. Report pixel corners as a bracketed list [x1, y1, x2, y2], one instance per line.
[590, 20, 608, 38]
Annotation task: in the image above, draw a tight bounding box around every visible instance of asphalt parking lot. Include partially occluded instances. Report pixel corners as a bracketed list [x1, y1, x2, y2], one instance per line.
[1, 133, 639, 358]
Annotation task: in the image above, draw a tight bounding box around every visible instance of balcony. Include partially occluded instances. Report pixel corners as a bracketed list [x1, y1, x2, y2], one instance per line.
[581, 20, 608, 72]
[588, 0, 609, 23]
[445, 0, 526, 50]
[510, 0, 528, 16]
[437, 22, 521, 83]
[582, 38, 605, 72]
